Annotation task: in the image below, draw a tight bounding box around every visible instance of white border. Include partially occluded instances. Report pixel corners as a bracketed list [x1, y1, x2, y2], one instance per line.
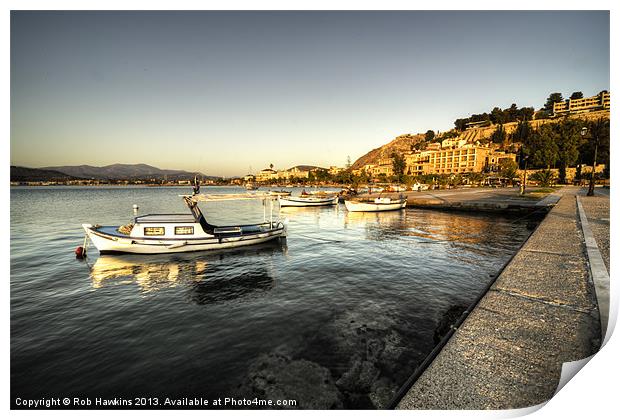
[4, 2, 616, 420]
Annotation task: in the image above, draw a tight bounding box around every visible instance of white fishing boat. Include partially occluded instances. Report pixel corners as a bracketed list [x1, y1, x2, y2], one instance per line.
[344, 196, 407, 212]
[269, 189, 292, 196]
[81, 191, 286, 255]
[278, 195, 338, 207]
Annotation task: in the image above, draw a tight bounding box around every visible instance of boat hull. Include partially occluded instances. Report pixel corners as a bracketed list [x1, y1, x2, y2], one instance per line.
[278, 196, 338, 207]
[344, 199, 407, 212]
[83, 223, 286, 254]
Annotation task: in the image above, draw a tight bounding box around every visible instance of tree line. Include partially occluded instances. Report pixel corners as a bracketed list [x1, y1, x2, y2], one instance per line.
[454, 104, 535, 131]
[517, 117, 609, 184]
[452, 91, 597, 131]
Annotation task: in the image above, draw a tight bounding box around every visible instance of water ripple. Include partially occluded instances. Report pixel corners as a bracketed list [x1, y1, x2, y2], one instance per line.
[10, 186, 539, 408]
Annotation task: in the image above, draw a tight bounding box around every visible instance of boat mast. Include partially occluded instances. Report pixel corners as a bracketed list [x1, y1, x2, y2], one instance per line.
[270, 199, 273, 227]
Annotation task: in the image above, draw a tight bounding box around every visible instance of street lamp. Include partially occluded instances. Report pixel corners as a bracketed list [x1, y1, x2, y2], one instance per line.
[520, 152, 529, 196]
[581, 124, 599, 197]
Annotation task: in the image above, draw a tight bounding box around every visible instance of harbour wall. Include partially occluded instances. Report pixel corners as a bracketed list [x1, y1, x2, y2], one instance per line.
[394, 186, 608, 409]
[354, 187, 558, 214]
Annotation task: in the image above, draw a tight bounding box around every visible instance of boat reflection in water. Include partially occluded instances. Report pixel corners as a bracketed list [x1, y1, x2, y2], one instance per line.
[344, 207, 540, 257]
[343, 207, 406, 227]
[88, 240, 286, 297]
[343, 208, 408, 240]
[188, 268, 275, 305]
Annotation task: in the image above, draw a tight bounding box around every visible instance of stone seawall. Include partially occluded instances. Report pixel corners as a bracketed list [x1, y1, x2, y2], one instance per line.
[396, 187, 605, 409]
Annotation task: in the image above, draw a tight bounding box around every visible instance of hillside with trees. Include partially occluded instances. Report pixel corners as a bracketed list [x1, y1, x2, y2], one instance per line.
[350, 133, 424, 170]
[349, 89, 609, 186]
[454, 103, 535, 131]
[518, 116, 609, 183]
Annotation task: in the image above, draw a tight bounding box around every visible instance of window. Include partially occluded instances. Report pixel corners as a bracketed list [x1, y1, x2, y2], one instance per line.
[175, 226, 194, 235]
[144, 227, 165, 236]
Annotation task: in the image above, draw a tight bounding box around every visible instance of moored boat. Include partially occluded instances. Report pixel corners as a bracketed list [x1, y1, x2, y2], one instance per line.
[300, 190, 332, 197]
[278, 195, 338, 207]
[344, 196, 407, 212]
[269, 189, 292, 196]
[411, 183, 430, 191]
[82, 193, 286, 254]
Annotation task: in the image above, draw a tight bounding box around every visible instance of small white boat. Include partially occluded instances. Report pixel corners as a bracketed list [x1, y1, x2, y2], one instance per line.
[269, 190, 292, 196]
[82, 193, 286, 255]
[278, 195, 338, 207]
[412, 183, 430, 191]
[245, 182, 258, 190]
[344, 197, 407, 212]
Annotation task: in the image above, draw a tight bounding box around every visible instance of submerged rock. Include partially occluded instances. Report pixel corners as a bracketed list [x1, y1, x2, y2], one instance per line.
[237, 303, 436, 409]
[335, 357, 380, 393]
[369, 376, 397, 408]
[297, 303, 429, 408]
[237, 351, 343, 409]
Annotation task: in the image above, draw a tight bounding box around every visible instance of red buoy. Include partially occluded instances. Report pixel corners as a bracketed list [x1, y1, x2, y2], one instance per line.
[75, 246, 86, 259]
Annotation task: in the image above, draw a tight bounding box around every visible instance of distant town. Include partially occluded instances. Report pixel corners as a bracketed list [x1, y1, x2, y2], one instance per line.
[11, 90, 610, 189]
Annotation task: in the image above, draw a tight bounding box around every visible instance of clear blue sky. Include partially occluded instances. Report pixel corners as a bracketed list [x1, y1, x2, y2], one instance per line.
[11, 11, 609, 177]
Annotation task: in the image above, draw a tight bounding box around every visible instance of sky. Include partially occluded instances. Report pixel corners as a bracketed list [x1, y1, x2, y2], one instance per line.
[10, 11, 610, 177]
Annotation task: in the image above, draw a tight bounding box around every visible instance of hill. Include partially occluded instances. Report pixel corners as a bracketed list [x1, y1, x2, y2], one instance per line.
[40, 163, 214, 181]
[350, 109, 610, 171]
[351, 133, 424, 170]
[11, 166, 83, 182]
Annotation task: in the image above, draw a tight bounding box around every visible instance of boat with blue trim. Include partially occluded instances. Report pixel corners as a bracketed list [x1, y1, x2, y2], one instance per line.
[82, 192, 286, 255]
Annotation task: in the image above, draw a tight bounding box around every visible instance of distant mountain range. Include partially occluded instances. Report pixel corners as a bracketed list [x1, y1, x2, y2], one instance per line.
[11, 163, 216, 182]
[10, 166, 83, 182]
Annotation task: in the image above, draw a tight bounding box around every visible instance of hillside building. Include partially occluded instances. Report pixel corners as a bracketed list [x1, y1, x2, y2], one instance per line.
[404, 145, 516, 176]
[441, 138, 467, 149]
[553, 91, 610, 116]
[255, 168, 278, 182]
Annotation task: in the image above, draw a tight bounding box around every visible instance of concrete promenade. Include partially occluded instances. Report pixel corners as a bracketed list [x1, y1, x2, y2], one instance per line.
[397, 186, 609, 409]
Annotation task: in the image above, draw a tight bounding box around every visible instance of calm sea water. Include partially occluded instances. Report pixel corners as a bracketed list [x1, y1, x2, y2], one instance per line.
[11, 186, 538, 409]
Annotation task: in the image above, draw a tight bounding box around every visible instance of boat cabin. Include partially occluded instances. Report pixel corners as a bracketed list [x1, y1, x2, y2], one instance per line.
[112, 195, 279, 240]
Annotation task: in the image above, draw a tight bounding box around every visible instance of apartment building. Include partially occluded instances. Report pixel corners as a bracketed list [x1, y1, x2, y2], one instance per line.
[441, 138, 467, 149]
[553, 91, 610, 116]
[255, 168, 278, 182]
[405, 145, 516, 176]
